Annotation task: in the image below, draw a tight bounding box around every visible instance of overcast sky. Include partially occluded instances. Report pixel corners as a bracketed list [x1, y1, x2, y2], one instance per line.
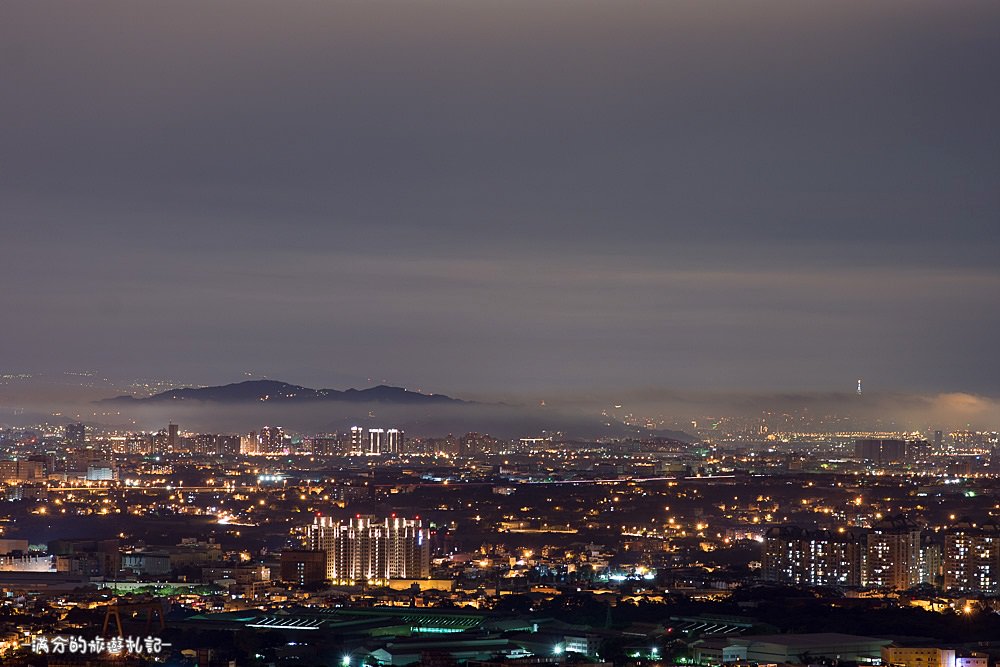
[2, 1, 998, 398]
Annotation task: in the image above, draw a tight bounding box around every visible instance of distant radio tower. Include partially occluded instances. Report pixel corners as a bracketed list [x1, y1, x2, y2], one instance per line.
[857, 379, 863, 395]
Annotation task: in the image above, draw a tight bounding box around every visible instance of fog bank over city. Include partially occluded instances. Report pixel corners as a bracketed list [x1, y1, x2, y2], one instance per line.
[1, 375, 997, 436]
[547, 389, 1000, 432]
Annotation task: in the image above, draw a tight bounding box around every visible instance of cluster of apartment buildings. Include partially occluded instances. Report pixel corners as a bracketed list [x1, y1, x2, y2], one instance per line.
[0, 451, 117, 483]
[295, 515, 430, 585]
[763, 516, 1000, 593]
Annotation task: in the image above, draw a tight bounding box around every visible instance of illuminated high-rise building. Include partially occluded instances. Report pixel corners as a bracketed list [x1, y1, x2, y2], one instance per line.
[763, 526, 862, 587]
[918, 537, 942, 587]
[0, 459, 47, 483]
[240, 431, 259, 455]
[124, 433, 154, 455]
[305, 436, 340, 456]
[307, 515, 429, 583]
[944, 521, 1000, 593]
[217, 434, 241, 456]
[258, 426, 285, 454]
[367, 429, 384, 455]
[385, 429, 403, 454]
[189, 434, 240, 456]
[864, 515, 922, 590]
[349, 426, 365, 456]
[354, 427, 403, 455]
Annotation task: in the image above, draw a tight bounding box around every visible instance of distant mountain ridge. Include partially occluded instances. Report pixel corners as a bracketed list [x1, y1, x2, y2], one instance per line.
[97, 379, 699, 442]
[101, 379, 465, 405]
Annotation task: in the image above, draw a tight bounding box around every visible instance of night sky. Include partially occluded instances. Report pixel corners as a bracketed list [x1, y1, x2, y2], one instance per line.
[2, 1, 999, 399]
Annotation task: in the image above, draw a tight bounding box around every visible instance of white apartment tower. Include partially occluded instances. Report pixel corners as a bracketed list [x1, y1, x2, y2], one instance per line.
[307, 515, 430, 583]
[367, 428, 384, 455]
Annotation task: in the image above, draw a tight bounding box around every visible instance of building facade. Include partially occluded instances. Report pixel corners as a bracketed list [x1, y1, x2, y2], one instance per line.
[279, 549, 327, 587]
[864, 516, 923, 590]
[944, 521, 1000, 594]
[308, 515, 430, 583]
[763, 526, 863, 587]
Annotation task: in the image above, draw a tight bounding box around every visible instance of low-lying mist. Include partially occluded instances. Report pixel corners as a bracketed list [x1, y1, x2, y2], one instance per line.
[0, 376, 997, 438]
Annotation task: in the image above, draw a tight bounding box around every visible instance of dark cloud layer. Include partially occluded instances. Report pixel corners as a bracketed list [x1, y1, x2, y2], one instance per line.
[1, 1, 998, 397]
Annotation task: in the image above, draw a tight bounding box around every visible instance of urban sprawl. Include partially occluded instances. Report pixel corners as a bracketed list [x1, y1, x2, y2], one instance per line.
[0, 419, 998, 666]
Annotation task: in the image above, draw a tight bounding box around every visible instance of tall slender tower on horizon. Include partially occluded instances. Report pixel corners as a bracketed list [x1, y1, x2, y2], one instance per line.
[857, 378, 863, 395]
